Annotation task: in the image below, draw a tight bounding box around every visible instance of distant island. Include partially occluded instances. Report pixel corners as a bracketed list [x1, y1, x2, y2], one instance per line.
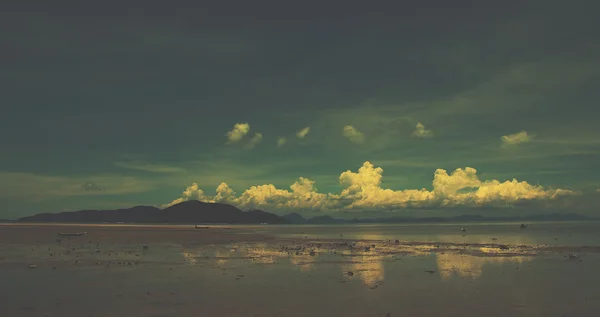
[18, 200, 285, 224]
[15, 200, 596, 224]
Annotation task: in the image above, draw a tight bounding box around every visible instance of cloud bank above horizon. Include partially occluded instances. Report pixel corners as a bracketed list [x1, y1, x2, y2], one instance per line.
[163, 161, 575, 212]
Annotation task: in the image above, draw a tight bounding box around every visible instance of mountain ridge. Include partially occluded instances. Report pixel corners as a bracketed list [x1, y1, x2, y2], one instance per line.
[14, 201, 597, 224]
[18, 200, 286, 224]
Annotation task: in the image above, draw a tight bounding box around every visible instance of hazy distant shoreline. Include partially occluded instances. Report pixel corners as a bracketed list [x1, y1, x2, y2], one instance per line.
[5, 200, 596, 225]
[2, 218, 599, 226]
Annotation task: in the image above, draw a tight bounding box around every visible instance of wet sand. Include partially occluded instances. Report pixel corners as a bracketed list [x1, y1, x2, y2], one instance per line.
[1, 223, 600, 317]
[0, 223, 267, 245]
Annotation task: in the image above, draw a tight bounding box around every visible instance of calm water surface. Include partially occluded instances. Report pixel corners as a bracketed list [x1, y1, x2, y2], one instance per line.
[1, 222, 599, 317]
[239, 221, 600, 246]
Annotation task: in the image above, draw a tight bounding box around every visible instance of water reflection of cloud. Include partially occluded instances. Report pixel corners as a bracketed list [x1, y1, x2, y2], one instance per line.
[340, 234, 388, 287]
[179, 233, 547, 286]
[433, 235, 535, 279]
[215, 249, 232, 265]
[180, 247, 233, 266]
[435, 253, 530, 279]
[434, 234, 535, 246]
[181, 251, 197, 265]
[289, 254, 314, 272]
[181, 243, 319, 271]
[340, 254, 386, 287]
[243, 243, 281, 264]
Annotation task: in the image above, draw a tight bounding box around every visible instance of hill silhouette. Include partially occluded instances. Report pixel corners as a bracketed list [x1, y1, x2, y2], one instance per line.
[18, 200, 286, 224]
[16, 202, 595, 224]
[282, 213, 307, 224]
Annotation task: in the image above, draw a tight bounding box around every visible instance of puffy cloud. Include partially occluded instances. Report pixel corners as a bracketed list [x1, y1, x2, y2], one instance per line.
[342, 125, 365, 144]
[432, 167, 480, 197]
[225, 123, 250, 143]
[162, 183, 207, 208]
[235, 177, 330, 211]
[276, 136, 287, 147]
[296, 126, 310, 139]
[334, 162, 435, 210]
[213, 182, 237, 203]
[501, 130, 532, 147]
[411, 122, 434, 138]
[165, 162, 574, 212]
[431, 167, 575, 206]
[224, 123, 262, 149]
[244, 132, 263, 149]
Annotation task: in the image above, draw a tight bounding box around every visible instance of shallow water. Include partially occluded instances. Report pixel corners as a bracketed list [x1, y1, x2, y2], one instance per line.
[1, 222, 600, 317]
[236, 221, 600, 246]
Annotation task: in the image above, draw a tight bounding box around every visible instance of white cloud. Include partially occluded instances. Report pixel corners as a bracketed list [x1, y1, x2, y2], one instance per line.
[162, 182, 208, 207]
[244, 132, 263, 149]
[164, 161, 574, 212]
[225, 123, 250, 143]
[411, 122, 434, 138]
[276, 136, 287, 147]
[296, 126, 310, 139]
[342, 125, 365, 144]
[432, 167, 480, 197]
[501, 130, 533, 147]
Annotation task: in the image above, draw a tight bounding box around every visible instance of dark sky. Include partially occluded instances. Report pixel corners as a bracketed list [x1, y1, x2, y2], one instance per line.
[2, 1, 599, 218]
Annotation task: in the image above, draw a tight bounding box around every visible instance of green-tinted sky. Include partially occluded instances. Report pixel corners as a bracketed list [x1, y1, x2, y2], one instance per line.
[2, 1, 600, 218]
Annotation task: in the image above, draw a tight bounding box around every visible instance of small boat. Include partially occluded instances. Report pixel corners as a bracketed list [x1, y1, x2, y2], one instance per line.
[460, 228, 467, 232]
[57, 232, 87, 237]
[520, 223, 528, 229]
[195, 225, 209, 229]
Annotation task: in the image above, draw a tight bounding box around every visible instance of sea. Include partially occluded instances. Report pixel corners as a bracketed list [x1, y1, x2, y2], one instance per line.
[1, 221, 599, 317]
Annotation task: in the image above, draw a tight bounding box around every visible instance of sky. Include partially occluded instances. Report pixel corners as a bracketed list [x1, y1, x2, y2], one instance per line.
[1, 1, 600, 219]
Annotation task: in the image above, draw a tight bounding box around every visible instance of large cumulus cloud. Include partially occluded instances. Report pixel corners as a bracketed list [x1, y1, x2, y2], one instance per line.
[163, 161, 575, 211]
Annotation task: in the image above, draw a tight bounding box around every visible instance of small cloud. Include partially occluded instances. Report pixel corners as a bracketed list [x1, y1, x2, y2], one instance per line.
[296, 126, 310, 139]
[81, 182, 103, 192]
[244, 132, 263, 149]
[501, 130, 532, 147]
[342, 125, 365, 144]
[225, 123, 250, 143]
[411, 122, 434, 138]
[276, 136, 287, 147]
